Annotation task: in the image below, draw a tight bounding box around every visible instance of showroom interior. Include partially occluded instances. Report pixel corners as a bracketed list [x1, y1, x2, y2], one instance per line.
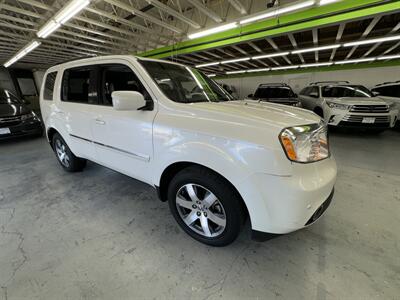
[0, 0, 399, 299]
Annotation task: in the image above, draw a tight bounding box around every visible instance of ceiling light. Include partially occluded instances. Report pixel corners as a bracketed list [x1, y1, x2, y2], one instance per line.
[247, 68, 270, 73]
[188, 22, 238, 39]
[37, 20, 60, 38]
[55, 0, 90, 24]
[196, 62, 220, 68]
[4, 40, 41, 68]
[319, 0, 341, 5]
[226, 70, 246, 74]
[271, 65, 300, 71]
[343, 35, 400, 47]
[300, 62, 333, 67]
[292, 44, 340, 54]
[377, 54, 400, 60]
[207, 74, 217, 77]
[335, 58, 376, 65]
[240, 0, 315, 25]
[221, 57, 250, 64]
[252, 52, 290, 59]
[37, 0, 90, 39]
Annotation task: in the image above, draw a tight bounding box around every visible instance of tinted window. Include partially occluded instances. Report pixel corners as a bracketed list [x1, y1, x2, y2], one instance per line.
[300, 87, 311, 95]
[322, 85, 373, 98]
[309, 87, 319, 98]
[43, 72, 57, 101]
[0, 89, 20, 104]
[98, 64, 152, 106]
[62, 67, 94, 103]
[254, 86, 295, 98]
[374, 85, 400, 98]
[140, 60, 233, 103]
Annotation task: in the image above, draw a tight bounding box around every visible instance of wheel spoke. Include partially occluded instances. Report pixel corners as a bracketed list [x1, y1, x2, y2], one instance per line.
[207, 211, 226, 227]
[203, 192, 217, 208]
[59, 152, 65, 162]
[183, 211, 198, 226]
[176, 195, 194, 210]
[185, 184, 200, 202]
[200, 215, 212, 237]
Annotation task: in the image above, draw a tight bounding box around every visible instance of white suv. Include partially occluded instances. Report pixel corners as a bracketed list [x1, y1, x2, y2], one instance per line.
[40, 56, 336, 246]
[371, 82, 400, 128]
[299, 81, 398, 131]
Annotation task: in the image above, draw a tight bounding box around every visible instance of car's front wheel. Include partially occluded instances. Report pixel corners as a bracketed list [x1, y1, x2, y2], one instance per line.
[52, 133, 86, 172]
[168, 166, 244, 246]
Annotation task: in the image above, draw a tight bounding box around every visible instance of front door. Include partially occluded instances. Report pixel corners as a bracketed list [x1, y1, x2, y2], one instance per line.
[90, 62, 156, 184]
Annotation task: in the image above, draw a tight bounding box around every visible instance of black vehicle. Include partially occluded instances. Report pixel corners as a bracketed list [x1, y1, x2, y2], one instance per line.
[0, 89, 42, 140]
[247, 83, 301, 107]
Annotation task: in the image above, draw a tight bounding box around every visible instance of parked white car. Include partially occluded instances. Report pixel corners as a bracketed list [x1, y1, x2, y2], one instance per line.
[299, 81, 398, 131]
[40, 55, 336, 246]
[371, 81, 400, 128]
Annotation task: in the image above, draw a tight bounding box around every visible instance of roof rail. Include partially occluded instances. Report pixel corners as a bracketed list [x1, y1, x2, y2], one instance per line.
[258, 83, 289, 87]
[375, 80, 400, 87]
[309, 81, 350, 85]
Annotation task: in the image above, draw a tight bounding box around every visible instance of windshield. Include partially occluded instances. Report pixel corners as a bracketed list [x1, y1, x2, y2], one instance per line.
[0, 89, 21, 104]
[140, 60, 234, 103]
[321, 85, 373, 98]
[254, 86, 295, 99]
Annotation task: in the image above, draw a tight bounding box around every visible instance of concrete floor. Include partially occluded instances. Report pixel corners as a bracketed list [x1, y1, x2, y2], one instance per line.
[0, 130, 399, 300]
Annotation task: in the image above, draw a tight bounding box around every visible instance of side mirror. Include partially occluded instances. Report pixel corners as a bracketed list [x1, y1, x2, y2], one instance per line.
[112, 91, 146, 111]
[372, 91, 380, 97]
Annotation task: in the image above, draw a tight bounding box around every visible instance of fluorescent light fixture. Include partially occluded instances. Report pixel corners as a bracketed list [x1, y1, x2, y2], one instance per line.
[271, 65, 300, 71]
[319, 0, 341, 5]
[226, 70, 246, 74]
[240, 0, 315, 25]
[196, 62, 220, 68]
[343, 35, 400, 47]
[37, 0, 90, 39]
[247, 68, 270, 73]
[55, 0, 90, 24]
[252, 52, 290, 59]
[377, 54, 400, 60]
[207, 74, 217, 77]
[37, 20, 60, 38]
[221, 57, 250, 64]
[4, 40, 41, 68]
[300, 62, 333, 68]
[188, 22, 238, 39]
[335, 58, 376, 65]
[292, 44, 340, 54]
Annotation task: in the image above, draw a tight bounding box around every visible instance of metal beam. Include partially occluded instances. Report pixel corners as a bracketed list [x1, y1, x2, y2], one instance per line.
[227, 0, 248, 15]
[185, 0, 223, 23]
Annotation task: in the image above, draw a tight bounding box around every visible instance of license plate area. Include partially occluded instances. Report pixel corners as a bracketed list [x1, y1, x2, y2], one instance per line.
[362, 117, 375, 124]
[0, 128, 11, 135]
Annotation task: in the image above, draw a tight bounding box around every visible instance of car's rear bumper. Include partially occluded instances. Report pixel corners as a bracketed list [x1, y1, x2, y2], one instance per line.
[0, 120, 43, 140]
[238, 157, 337, 235]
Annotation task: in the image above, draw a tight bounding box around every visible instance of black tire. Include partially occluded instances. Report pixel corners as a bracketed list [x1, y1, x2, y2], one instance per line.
[168, 166, 244, 247]
[52, 133, 86, 172]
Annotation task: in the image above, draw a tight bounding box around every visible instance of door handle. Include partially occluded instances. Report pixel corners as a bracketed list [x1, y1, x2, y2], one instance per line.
[95, 118, 106, 125]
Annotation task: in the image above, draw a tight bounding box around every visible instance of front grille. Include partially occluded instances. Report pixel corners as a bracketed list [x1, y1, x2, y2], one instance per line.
[350, 105, 389, 113]
[342, 115, 390, 123]
[0, 115, 22, 128]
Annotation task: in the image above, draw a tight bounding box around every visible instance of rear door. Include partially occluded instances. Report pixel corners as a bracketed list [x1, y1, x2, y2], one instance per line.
[90, 62, 156, 183]
[57, 66, 98, 160]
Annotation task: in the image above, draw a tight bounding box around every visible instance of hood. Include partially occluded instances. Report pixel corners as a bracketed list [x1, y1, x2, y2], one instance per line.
[0, 103, 31, 118]
[324, 97, 388, 105]
[190, 100, 320, 130]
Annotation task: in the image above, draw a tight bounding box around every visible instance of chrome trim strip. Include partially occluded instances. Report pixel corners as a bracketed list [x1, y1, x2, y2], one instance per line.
[69, 134, 150, 162]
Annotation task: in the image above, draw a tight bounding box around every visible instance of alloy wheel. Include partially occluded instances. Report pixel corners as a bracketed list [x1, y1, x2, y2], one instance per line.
[55, 139, 70, 167]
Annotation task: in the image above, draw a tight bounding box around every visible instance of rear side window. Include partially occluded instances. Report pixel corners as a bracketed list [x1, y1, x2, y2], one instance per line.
[61, 67, 95, 104]
[375, 85, 400, 98]
[254, 87, 295, 99]
[43, 71, 57, 101]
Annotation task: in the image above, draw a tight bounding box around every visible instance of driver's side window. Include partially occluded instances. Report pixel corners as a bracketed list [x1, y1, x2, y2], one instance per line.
[97, 64, 152, 106]
[309, 87, 319, 99]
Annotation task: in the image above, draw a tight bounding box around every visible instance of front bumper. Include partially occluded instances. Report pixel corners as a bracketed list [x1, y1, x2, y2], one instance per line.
[0, 119, 43, 140]
[238, 157, 337, 235]
[326, 108, 398, 128]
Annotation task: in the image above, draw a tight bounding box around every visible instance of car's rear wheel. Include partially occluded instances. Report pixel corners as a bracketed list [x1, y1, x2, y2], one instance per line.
[168, 166, 244, 246]
[52, 133, 86, 172]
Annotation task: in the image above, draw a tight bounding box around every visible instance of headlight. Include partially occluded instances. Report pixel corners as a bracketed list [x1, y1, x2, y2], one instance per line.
[326, 101, 350, 110]
[21, 112, 38, 121]
[388, 102, 397, 110]
[279, 123, 330, 163]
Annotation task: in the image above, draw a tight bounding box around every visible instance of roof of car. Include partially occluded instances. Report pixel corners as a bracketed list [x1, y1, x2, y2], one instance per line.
[374, 81, 400, 87]
[257, 83, 290, 88]
[309, 81, 350, 86]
